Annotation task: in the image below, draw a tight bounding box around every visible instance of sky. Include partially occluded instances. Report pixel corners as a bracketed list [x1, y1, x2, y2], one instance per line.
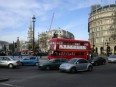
[0, 0, 115, 43]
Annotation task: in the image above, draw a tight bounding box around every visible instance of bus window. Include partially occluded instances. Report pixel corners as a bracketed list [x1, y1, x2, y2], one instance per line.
[75, 43, 80, 45]
[72, 43, 75, 45]
[58, 51, 61, 55]
[81, 52, 84, 55]
[53, 51, 58, 55]
[49, 51, 54, 55]
[70, 52, 74, 55]
[75, 52, 81, 56]
[80, 43, 84, 45]
[59, 41, 63, 45]
[64, 52, 68, 56]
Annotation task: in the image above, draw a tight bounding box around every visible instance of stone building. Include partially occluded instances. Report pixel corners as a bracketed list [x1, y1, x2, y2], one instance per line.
[88, 4, 116, 55]
[38, 29, 74, 52]
[0, 41, 9, 54]
[16, 37, 20, 51]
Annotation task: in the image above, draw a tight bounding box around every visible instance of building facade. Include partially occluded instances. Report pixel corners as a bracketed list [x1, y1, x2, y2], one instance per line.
[15, 37, 20, 51]
[88, 4, 116, 55]
[38, 29, 75, 52]
[0, 41, 9, 54]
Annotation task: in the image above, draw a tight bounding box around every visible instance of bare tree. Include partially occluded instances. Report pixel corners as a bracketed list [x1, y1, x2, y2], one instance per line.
[39, 33, 48, 52]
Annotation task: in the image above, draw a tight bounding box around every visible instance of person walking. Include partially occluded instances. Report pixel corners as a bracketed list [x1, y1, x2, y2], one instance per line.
[18, 52, 22, 58]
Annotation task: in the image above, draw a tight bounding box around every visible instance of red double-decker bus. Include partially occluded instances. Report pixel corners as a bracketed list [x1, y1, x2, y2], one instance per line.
[48, 38, 91, 60]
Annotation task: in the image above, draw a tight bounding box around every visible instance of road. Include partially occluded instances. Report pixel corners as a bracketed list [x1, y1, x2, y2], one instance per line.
[0, 62, 116, 87]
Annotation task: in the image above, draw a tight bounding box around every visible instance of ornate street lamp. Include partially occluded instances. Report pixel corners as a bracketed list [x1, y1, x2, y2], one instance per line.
[12, 41, 15, 53]
[92, 32, 95, 53]
[105, 40, 109, 56]
[32, 15, 36, 55]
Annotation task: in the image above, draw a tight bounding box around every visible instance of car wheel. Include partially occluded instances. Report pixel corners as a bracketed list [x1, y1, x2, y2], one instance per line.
[59, 69, 63, 72]
[21, 62, 24, 66]
[8, 64, 14, 69]
[70, 67, 76, 73]
[46, 66, 50, 70]
[102, 61, 106, 65]
[95, 62, 98, 66]
[35, 63, 39, 66]
[88, 66, 93, 72]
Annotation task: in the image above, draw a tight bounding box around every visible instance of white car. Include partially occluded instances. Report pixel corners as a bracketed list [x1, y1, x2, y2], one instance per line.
[108, 55, 116, 63]
[0, 56, 21, 68]
[59, 58, 93, 73]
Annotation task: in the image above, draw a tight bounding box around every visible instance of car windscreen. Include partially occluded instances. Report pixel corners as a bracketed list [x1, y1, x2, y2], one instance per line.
[92, 57, 99, 61]
[68, 59, 77, 64]
[8, 56, 15, 60]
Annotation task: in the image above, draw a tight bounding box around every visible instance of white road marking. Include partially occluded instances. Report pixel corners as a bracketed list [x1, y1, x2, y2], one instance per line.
[0, 83, 23, 87]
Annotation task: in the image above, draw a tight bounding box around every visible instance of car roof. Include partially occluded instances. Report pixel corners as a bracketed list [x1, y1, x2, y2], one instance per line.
[72, 58, 86, 60]
[70, 58, 87, 61]
[109, 55, 116, 58]
[50, 58, 68, 61]
[0, 56, 10, 57]
[0, 56, 12, 58]
[52, 58, 67, 59]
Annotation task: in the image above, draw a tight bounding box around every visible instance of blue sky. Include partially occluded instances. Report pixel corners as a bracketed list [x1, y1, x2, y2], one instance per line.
[0, 0, 115, 43]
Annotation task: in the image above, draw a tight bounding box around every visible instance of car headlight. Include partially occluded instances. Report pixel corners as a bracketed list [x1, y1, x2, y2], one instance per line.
[91, 61, 94, 64]
[39, 63, 44, 66]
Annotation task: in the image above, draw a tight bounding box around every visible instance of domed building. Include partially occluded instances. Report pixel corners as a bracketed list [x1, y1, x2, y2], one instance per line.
[88, 4, 116, 55]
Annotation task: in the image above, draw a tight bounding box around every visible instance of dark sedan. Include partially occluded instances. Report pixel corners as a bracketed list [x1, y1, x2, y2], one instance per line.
[38, 58, 68, 70]
[91, 56, 106, 66]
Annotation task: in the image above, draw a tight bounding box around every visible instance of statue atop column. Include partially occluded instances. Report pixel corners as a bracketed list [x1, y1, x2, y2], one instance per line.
[52, 32, 58, 38]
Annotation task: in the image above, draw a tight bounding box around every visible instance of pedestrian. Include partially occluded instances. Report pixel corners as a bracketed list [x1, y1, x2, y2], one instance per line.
[18, 52, 22, 58]
[12, 52, 14, 58]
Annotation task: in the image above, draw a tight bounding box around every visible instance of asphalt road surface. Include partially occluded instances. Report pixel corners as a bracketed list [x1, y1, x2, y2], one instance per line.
[0, 62, 116, 87]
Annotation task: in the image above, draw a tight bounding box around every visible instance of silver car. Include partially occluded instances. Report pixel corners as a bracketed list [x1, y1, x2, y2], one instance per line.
[108, 55, 116, 63]
[0, 56, 21, 68]
[59, 58, 93, 73]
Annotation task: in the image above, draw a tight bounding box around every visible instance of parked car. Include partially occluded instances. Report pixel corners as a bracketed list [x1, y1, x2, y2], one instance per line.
[91, 56, 106, 66]
[0, 52, 6, 56]
[0, 56, 21, 68]
[20, 56, 39, 66]
[108, 55, 116, 63]
[38, 58, 68, 70]
[59, 58, 93, 73]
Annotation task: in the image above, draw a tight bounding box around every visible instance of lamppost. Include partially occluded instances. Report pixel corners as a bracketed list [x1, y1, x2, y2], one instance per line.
[92, 32, 95, 53]
[105, 40, 109, 56]
[103, 40, 105, 54]
[32, 15, 36, 55]
[12, 41, 15, 53]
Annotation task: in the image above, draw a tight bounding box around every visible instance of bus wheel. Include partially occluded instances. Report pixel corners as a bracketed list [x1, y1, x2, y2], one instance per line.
[46, 66, 50, 70]
[70, 67, 76, 73]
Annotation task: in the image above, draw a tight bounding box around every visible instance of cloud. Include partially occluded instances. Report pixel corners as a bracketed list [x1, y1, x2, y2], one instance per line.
[0, 0, 58, 30]
[0, 0, 114, 30]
